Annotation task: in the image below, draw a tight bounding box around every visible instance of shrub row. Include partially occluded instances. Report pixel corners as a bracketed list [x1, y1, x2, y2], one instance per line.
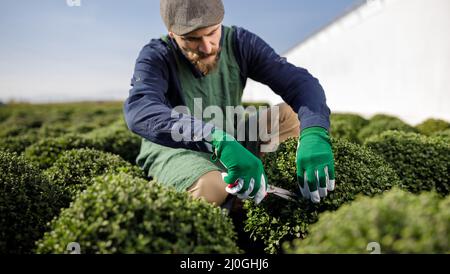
[83, 119, 141, 163]
[357, 114, 417, 141]
[24, 119, 141, 169]
[365, 131, 450, 196]
[284, 188, 449, 254]
[36, 173, 241, 254]
[416, 118, 450, 136]
[0, 134, 39, 154]
[243, 137, 401, 254]
[0, 151, 63, 254]
[44, 148, 145, 206]
[433, 129, 450, 140]
[0, 102, 123, 138]
[330, 113, 369, 143]
[24, 134, 99, 169]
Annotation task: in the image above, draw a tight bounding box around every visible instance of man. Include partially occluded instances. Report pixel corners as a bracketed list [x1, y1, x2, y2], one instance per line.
[123, 0, 336, 208]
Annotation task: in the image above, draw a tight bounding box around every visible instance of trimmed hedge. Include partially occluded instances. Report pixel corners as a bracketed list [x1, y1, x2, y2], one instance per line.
[24, 134, 99, 169]
[370, 114, 402, 123]
[243, 137, 401, 254]
[0, 151, 63, 254]
[0, 103, 124, 141]
[416, 119, 450, 136]
[0, 134, 39, 154]
[83, 120, 141, 164]
[358, 114, 417, 141]
[0, 106, 11, 123]
[0, 111, 43, 138]
[36, 173, 241, 254]
[24, 119, 141, 169]
[37, 123, 71, 138]
[365, 131, 450, 195]
[45, 148, 145, 204]
[433, 129, 450, 140]
[284, 188, 450, 254]
[330, 113, 369, 143]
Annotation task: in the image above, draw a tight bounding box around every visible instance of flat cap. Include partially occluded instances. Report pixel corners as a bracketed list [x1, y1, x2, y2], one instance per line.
[160, 0, 224, 36]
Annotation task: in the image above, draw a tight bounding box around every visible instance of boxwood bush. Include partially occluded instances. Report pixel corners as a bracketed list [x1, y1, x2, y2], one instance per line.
[358, 114, 417, 141]
[243, 137, 401, 254]
[416, 119, 450, 136]
[37, 123, 71, 138]
[36, 173, 241, 254]
[0, 134, 39, 154]
[0, 151, 63, 254]
[284, 188, 449, 254]
[330, 113, 369, 143]
[83, 119, 141, 164]
[24, 134, 99, 169]
[0, 106, 11, 123]
[365, 131, 450, 195]
[0, 111, 43, 138]
[45, 148, 145, 205]
[369, 114, 402, 123]
[0, 102, 123, 137]
[24, 120, 141, 169]
[433, 129, 450, 140]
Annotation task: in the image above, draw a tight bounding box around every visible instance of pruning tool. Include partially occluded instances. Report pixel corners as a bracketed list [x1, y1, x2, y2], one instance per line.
[266, 184, 298, 202]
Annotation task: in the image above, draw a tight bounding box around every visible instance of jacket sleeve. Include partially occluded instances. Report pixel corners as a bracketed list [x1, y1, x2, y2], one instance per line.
[123, 41, 214, 153]
[233, 26, 331, 131]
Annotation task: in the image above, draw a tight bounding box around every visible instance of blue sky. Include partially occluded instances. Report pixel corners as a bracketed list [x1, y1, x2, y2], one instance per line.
[0, 0, 360, 102]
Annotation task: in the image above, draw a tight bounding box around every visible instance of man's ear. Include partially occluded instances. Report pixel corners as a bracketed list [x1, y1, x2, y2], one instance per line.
[168, 32, 175, 39]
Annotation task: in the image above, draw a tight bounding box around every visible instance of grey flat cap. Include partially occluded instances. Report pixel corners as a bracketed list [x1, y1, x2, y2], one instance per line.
[160, 0, 224, 36]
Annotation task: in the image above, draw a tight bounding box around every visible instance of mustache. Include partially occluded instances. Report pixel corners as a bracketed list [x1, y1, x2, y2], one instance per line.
[182, 47, 222, 60]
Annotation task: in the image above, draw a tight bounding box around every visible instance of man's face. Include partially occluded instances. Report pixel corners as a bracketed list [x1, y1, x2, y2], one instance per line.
[169, 24, 222, 75]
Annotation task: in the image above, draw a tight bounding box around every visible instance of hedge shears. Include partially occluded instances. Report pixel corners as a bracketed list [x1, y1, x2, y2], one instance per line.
[223, 172, 299, 203]
[266, 184, 298, 202]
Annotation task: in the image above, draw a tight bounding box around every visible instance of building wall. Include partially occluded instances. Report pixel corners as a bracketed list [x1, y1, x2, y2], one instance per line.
[243, 0, 450, 125]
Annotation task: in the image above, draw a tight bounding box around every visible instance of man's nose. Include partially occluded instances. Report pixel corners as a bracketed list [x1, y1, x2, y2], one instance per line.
[198, 37, 213, 55]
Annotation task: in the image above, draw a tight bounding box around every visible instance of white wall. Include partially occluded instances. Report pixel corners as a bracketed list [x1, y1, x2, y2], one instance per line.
[243, 0, 450, 125]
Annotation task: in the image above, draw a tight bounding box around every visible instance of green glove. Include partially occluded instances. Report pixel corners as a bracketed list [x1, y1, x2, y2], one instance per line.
[296, 126, 336, 203]
[210, 128, 268, 204]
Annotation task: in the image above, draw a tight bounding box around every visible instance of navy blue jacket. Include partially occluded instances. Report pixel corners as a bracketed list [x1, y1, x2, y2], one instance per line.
[123, 25, 331, 153]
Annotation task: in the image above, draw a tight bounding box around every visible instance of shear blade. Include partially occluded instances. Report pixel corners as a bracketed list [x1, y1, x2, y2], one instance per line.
[267, 185, 298, 201]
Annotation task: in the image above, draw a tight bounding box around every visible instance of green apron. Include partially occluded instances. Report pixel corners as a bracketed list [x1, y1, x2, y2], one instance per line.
[136, 26, 250, 192]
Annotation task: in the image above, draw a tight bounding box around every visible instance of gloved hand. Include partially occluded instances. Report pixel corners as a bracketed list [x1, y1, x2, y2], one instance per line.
[296, 126, 336, 203]
[210, 128, 268, 204]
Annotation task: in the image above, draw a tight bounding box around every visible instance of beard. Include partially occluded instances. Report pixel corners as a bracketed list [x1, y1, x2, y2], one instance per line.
[181, 46, 222, 75]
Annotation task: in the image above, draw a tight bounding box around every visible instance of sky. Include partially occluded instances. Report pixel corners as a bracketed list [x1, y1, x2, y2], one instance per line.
[0, 0, 360, 103]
